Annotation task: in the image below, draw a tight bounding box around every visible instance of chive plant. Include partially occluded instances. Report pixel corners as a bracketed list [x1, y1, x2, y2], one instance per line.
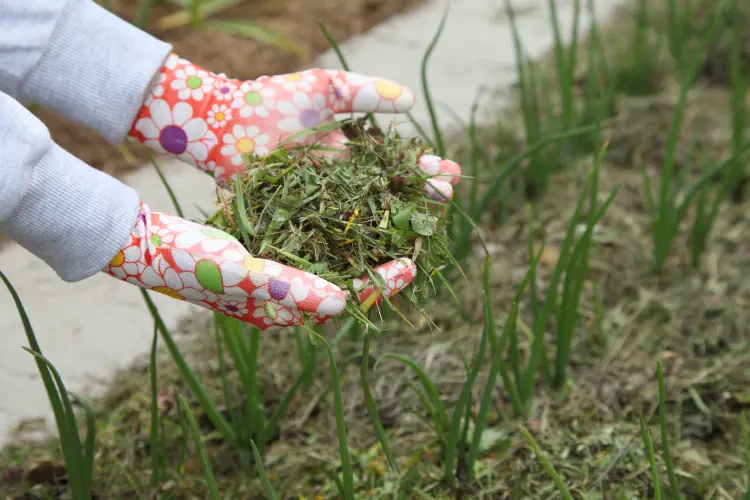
[1, 272, 97, 500]
[643, 9, 722, 271]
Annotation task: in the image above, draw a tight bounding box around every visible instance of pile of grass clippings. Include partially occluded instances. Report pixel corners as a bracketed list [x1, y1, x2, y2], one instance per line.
[205, 118, 457, 320]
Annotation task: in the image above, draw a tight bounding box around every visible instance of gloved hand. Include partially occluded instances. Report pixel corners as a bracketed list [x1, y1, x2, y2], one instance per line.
[104, 54, 462, 328]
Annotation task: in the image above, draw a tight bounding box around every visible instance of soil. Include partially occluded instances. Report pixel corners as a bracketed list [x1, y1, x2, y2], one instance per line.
[33, 0, 424, 179]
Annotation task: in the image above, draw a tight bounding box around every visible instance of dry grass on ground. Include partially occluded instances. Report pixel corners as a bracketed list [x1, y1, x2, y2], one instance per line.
[3, 0, 750, 498]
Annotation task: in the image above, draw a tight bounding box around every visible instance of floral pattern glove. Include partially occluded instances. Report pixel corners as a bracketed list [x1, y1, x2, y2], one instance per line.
[104, 203, 421, 329]
[103, 54, 462, 327]
[127, 54, 462, 199]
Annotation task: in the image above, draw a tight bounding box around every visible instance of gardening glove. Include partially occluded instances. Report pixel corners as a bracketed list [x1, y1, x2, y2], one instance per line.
[103, 202, 426, 329]
[122, 54, 462, 313]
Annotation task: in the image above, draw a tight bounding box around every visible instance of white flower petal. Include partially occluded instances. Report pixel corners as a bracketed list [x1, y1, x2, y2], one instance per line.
[163, 268, 183, 289]
[134, 118, 159, 140]
[182, 118, 208, 141]
[181, 288, 207, 301]
[181, 272, 201, 289]
[123, 246, 141, 262]
[276, 100, 299, 117]
[312, 93, 326, 109]
[317, 296, 344, 316]
[292, 91, 312, 110]
[201, 239, 229, 253]
[173, 231, 205, 250]
[171, 249, 197, 271]
[149, 100, 173, 129]
[221, 249, 245, 262]
[140, 267, 163, 287]
[186, 141, 209, 162]
[172, 102, 193, 125]
[277, 117, 301, 132]
[249, 272, 269, 287]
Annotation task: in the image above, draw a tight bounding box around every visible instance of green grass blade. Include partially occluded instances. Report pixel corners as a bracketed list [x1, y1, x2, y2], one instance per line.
[213, 314, 240, 435]
[682, 145, 750, 220]
[69, 392, 96, 491]
[259, 344, 313, 450]
[466, 254, 530, 477]
[666, 0, 677, 61]
[250, 440, 278, 499]
[0, 272, 88, 496]
[375, 354, 449, 433]
[188, 0, 200, 28]
[224, 319, 261, 443]
[443, 259, 491, 484]
[308, 330, 354, 499]
[318, 21, 350, 71]
[361, 335, 398, 474]
[148, 322, 165, 484]
[23, 349, 87, 498]
[245, 325, 264, 441]
[656, 361, 682, 500]
[178, 395, 221, 500]
[466, 92, 487, 216]
[522, 160, 600, 404]
[554, 185, 619, 388]
[233, 176, 255, 242]
[406, 111, 437, 149]
[727, 0, 747, 199]
[316, 20, 382, 130]
[0, 271, 61, 405]
[330, 471, 346, 498]
[420, 4, 449, 157]
[505, 0, 544, 192]
[741, 412, 750, 499]
[151, 155, 185, 218]
[293, 326, 306, 366]
[652, 9, 720, 270]
[205, 19, 308, 62]
[639, 413, 663, 500]
[303, 334, 318, 392]
[451, 124, 598, 261]
[141, 290, 237, 443]
[519, 426, 575, 500]
[643, 169, 658, 226]
[134, 0, 156, 28]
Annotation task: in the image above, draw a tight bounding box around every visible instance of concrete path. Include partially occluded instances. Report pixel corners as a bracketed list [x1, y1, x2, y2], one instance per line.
[0, 0, 622, 445]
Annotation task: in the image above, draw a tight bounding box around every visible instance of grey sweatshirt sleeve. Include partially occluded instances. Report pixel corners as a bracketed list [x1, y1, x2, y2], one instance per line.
[0, 0, 174, 281]
[0, 91, 140, 281]
[0, 0, 173, 143]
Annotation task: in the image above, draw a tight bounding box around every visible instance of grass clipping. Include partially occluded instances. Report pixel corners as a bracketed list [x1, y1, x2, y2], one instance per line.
[205, 119, 456, 323]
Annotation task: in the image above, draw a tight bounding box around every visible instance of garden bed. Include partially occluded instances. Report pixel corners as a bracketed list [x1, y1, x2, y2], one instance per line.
[3, 0, 750, 498]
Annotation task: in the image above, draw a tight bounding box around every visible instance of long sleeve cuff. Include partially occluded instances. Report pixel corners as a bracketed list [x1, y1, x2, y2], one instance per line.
[16, 0, 173, 145]
[0, 91, 140, 282]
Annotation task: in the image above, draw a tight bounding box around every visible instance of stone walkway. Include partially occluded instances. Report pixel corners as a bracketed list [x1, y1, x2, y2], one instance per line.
[0, 0, 622, 445]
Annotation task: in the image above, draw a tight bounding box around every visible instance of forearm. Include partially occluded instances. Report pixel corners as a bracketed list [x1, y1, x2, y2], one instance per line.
[0, 90, 140, 281]
[0, 0, 172, 144]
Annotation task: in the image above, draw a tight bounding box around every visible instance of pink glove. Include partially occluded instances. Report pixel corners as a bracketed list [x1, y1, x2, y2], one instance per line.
[102, 54, 462, 329]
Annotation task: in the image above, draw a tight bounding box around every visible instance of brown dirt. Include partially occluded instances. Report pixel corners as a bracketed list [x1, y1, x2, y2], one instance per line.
[34, 0, 423, 179]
